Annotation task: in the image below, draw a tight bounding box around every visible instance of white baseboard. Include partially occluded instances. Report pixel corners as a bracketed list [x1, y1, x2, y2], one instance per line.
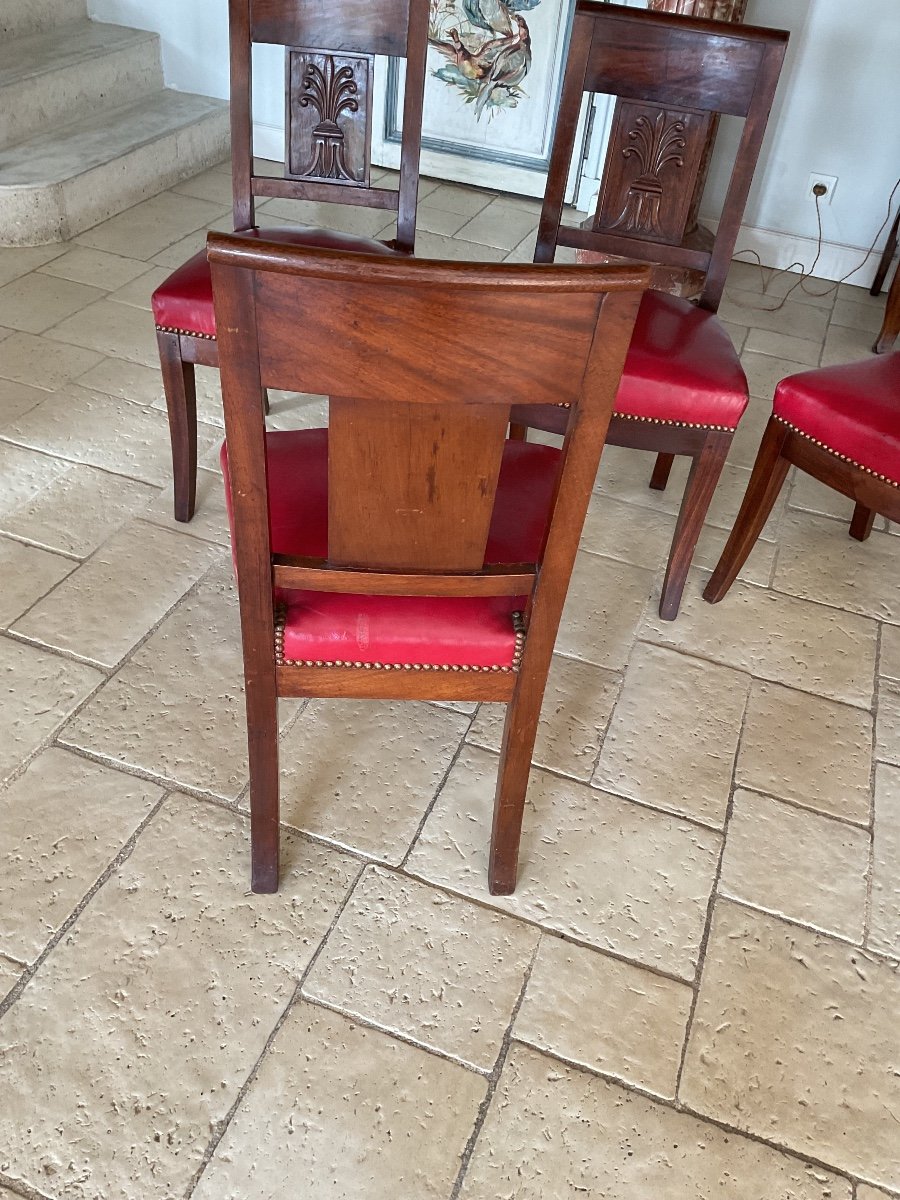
[703, 218, 884, 288]
[253, 122, 285, 166]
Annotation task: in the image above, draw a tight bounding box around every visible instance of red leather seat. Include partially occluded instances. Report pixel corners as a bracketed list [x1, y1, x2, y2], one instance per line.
[773, 354, 900, 487]
[152, 227, 398, 338]
[615, 292, 748, 429]
[221, 429, 562, 669]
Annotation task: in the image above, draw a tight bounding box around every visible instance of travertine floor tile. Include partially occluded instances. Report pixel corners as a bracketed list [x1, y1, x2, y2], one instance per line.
[870, 764, 900, 958]
[456, 200, 539, 250]
[789, 469, 861, 523]
[76, 355, 166, 407]
[415, 204, 472, 236]
[882, 623, 900, 681]
[680, 901, 900, 1189]
[594, 643, 749, 827]
[276, 698, 468, 863]
[773, 511, 900, 622]
[422, 181, 495, 215]
[743, 327, 822, 365]
[876, 679, 900, 765]
[0, 379, 52, 429]
[820, 322, 876, 367]
[12, 520, 223, 667]
[149, 211, 236, 269]
[59, 562, 260, 798]
[3, 386, 219, 486]
[256, 195, 396, 239]
[724, 394, 771, 467]
[171, 165, 236, 206]
[407, 745, 720, 980]
[0, 440, 156, 557]
[0, 536, 73, 627]
[0, 959, 21, 1004]
[38, 245, 148, 290]
[0, 797, 357, 1200]
[75, 190, 229, 259]
[0, 635, 101, 784]
[831, 296, 885, 333]
[459, 1045, 850, 1200]
[739, 351, 810, 401]
[642, 577, 877, 708]
[44, 297, 162, 368]
[304, 865, 537, 1070]
[109, 265, 168, 309]
[515, 935, 692, 1098]
[0, 273, 106, 335]
[581, 489, 774, 586]
[857, 1189, 895, 1200]
[265, 388, 329, 431]
[0, 330, 103, 390]
[555, 551, 654, 670]
[736, 681, 872, 824]
[0, 748, 162, 962]
[141, 467, 230, 546]
[0, 243, 65, 288]
[718, 291, 830, 342]
[193, 1001, 486, 1200]
[468, 653, 619, 781]
[719, 318, 747, 351]
[719, 790, 868, 941]
[412, 229, 507, 261]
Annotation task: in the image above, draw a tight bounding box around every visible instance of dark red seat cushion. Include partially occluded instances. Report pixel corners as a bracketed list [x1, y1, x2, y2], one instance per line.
[221, 429, 562, 669]
[773, 353, 900, 486]
[151, 227, 397, 338]
[614, 291, 749, 429]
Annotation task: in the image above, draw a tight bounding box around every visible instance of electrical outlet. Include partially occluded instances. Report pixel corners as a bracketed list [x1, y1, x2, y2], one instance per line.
[807, 173, 838, 204]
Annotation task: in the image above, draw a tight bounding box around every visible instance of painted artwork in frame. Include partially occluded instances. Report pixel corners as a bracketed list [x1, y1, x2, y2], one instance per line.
[373, 0, 578, 195]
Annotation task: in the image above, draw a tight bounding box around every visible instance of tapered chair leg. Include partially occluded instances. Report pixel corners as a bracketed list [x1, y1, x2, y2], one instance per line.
[658, 431, 731, 621]
[488, 675, 547, 896]
[849, 501, 876, 542]
[157, 330, 198, 522]
[703, 418, 791, 604]
[649, 452, 675, 491]
[246, 678, 280, 893]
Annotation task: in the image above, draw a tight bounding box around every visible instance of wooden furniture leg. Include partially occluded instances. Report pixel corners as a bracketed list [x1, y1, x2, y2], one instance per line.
[703, 419, 790, 603]
[649, 452, 675, 491]
[873, 260, 900, 354]
[659, 431, 731, 620]
[157, 330, 198, 523]
[870, 211, 899, 296]
[849, 501, 876, 542]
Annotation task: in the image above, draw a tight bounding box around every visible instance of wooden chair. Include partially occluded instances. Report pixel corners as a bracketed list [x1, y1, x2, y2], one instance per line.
[208, 232, 649, 895]
[151, 0, 428, 522]
[510, 1, 788, 620]
[871, 212, 900, 354]
[704, 353, 900, 604]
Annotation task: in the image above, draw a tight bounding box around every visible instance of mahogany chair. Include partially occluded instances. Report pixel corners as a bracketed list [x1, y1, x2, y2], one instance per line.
[704, 353, 900, 605]
[151, 0, 428, 522]
[207, 232, 649, 895]
[871, 207, 899, 355]
[510, 1, 788, 619]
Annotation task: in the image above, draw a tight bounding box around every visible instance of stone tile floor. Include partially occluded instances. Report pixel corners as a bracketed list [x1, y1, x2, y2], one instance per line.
[0, 159, 898, 1199]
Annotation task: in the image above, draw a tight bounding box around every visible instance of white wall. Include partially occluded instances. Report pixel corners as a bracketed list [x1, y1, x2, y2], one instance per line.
[703, 0, 900, 282]
[88, 0, 900, 281]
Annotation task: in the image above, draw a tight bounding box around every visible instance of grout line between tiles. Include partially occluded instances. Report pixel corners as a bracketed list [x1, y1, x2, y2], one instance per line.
[863, 622, 884, 951]
[0, 790, 169, 1026]
[449, 939, 541, 1200]
[183, 858, 368, 1199]
[0, 1171, 56, 1200]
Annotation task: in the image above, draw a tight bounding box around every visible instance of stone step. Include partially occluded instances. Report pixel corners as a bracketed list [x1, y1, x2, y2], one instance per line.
[0, 20, 164, 148]
[0, 89, 230, 245]
[0, 0, 85, 40]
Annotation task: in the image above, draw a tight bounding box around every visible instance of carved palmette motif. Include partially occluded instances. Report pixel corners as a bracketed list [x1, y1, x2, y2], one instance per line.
[594, 102, 709, 245]
[647, 0, 748, 18]
[286, 50, 373, 186]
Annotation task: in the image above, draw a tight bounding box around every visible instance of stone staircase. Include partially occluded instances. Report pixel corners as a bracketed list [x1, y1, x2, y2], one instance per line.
[0, 0, 230, 245]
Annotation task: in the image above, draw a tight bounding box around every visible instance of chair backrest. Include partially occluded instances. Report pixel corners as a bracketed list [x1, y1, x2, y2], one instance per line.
[536, 1, 788, 310]
[229, 0, 428, 251]
[208, 232, 648, 632]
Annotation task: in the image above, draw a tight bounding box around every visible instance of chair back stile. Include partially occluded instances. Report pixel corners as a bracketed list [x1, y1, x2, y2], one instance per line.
[228, 0, 427, 250]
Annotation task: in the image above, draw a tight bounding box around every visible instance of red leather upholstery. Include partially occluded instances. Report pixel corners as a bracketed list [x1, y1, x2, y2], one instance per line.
[773, 353, 900, 486]
[221, 429, 562, 668]
[151, 227, 397, 338]
[615, 291, 748, 429]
